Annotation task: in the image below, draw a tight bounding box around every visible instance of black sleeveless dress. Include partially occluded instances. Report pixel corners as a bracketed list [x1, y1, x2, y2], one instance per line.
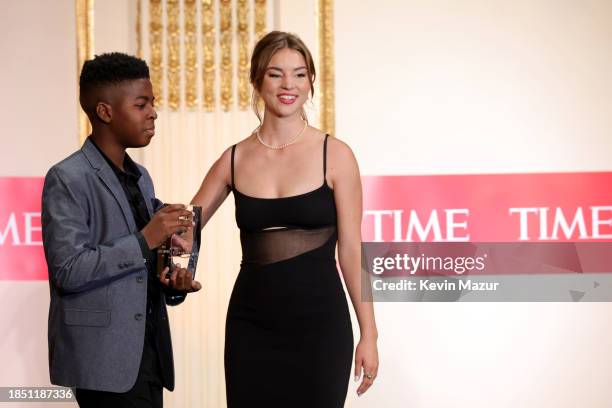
[225, 135, 354, 407]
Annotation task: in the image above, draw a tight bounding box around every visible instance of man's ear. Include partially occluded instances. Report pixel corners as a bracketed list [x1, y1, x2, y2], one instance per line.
[95, 102, 112, 124]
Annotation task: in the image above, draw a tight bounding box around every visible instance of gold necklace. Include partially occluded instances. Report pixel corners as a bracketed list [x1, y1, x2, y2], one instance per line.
[256, 121, 308, 150]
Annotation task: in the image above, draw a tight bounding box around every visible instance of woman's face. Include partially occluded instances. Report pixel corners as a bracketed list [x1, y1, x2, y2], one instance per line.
[258, 48, 310, 119]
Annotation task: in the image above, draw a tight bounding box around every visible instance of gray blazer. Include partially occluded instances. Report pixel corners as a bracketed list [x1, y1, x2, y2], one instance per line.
[42, 138, 177, 392]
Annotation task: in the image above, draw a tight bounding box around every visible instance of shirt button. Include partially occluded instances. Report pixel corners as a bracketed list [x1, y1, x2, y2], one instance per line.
[136, 276, 144, 283]
[134, 313, 143, 321]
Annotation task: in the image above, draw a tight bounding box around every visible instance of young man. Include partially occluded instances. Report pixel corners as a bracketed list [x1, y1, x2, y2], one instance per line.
[42, 52, 201, 408]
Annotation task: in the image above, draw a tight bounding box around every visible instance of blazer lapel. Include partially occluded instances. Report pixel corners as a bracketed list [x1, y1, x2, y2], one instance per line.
[138, 176, 155, 218]
[81, 138, 138, 232]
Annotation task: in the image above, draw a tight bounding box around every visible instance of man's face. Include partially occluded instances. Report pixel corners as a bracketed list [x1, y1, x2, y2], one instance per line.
[109, 78, 157, 148]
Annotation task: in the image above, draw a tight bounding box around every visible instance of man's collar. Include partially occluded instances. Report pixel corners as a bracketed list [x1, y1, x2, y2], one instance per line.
[88, 137, 142, 179]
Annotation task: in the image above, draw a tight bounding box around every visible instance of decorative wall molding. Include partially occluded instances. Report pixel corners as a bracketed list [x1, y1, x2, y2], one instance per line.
[76, 0, 336, 130]
[76, 0, 94, 144]
[318, 0, 335, 136]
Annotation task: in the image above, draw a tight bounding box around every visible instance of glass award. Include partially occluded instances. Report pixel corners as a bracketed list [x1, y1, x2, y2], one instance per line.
[157, 205, 202, 303]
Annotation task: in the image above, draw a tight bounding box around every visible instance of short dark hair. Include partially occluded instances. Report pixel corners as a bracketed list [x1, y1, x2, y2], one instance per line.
[79, 52, 149, 91]
[79, 52, 149, 115]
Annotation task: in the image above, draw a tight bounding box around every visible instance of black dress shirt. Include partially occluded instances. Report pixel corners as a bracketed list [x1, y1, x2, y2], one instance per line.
[90, 140, 163, 385]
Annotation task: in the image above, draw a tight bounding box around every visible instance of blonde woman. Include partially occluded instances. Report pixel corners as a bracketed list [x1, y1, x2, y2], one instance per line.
[192, 31, 378, 407]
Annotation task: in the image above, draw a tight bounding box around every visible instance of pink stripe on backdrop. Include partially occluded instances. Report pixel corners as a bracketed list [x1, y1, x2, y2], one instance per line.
[0, 177, 46, 280]
[3, 172, 612, 280]
[362, 172, 612, 242]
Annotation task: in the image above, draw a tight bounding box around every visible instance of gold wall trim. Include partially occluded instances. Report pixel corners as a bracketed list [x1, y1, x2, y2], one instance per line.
[134, 0, 271, 113]
[150, 0, 164, 107]
[136, 0, 142, 58]
[76, 0, 94, 145]
[219, 0, 233, 111]
[184, 0, 198, 108]
[201, 0, 216, 111]
[237, 0, 249, 110]
[254, 0, 266, 39]
[318, 0, 335, 137]
[167, 0, 180, 110]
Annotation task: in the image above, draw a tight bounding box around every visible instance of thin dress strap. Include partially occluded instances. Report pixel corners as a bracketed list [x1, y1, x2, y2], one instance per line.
[231, 144, 236, 190]
[323, 134, 329, 180]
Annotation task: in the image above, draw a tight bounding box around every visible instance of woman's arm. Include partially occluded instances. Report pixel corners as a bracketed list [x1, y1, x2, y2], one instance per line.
[329, 138, 379, 397]
[191, 146, 233, 227]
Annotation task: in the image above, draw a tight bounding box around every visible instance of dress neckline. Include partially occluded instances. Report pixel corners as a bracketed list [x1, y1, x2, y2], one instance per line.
[233, 181, 333, 201]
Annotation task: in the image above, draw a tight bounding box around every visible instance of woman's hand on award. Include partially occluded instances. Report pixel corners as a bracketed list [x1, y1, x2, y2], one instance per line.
[171, 227, 194, 253]
[354, 336, 379, 396]
[159, 266, 202, 292]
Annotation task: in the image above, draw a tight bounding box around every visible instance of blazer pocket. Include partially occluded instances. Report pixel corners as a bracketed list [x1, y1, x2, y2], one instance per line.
[63, 309, 111, 327]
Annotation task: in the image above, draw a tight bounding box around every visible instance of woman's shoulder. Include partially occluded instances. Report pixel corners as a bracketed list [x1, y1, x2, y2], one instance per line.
[228, 132, 258, 155]
[325, 134, 357, 164]
[323, 133, 359, 188]
[217, 133, 256, 160]
[308, 127, 352, 150]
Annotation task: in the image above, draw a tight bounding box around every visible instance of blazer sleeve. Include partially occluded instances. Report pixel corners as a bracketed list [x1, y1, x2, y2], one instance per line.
[42, 167, 145, 295]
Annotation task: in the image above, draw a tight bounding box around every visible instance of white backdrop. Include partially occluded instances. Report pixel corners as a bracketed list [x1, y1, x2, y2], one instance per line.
[0, 1, 76, 408]
[2, 1, 612, 407]
[335, 1, 612, 407]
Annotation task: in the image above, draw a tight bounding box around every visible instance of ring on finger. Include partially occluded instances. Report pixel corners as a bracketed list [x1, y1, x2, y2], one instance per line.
[178, 215, 190, 221]
[365, 373, 373, 380]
